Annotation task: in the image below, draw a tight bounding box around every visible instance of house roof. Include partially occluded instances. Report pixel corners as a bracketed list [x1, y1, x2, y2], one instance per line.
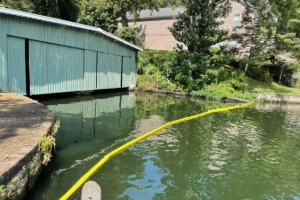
[127, 7, 184, 21]
[0, 7, 143, 51]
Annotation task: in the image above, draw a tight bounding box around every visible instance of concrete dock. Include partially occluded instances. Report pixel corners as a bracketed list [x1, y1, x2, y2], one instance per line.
[0, 92, 56, 198]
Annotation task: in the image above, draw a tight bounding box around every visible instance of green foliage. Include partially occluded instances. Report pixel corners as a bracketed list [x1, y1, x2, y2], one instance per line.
[137, 74, 182, 91]
[243, 62, 273, 83]
[77, 0, 118, 33]
[37, 135, 55, 166]
[247, 77, 300, 94]
[0, 185, 4, 194]
[269, 60, 300, 87]
[223, 69, 248, 91]
[168, 0, 235, 92]
[191, 83, 256, 101]
[137, 50, 176, 75]
[137, 50, 182, 91]
[169, 49, 232, 91]
[170, 0, 231, 52]
[115, 26, 143, 46]
[109, 0, 162, 26]
[28, 154, 41, 177]
[0, 0, 34, 12]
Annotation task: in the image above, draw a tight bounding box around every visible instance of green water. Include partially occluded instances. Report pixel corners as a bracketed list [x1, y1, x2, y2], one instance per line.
[26, 92, 300, 200]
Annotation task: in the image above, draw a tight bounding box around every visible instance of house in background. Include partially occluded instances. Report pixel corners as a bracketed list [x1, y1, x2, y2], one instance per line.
[215, 0, 257, 53]
[127, 1, 254, 53]
[127, 7, 184, 51]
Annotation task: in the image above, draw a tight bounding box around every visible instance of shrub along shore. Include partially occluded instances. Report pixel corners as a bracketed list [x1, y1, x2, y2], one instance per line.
[137, 50, 300, 102]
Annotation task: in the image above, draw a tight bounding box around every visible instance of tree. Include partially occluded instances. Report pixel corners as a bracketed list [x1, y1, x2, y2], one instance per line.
[233, 0, 300, 85]
[170, 0, 231, 53]
[0, 0, 34, 12]
[30, 0, 81, 21]
[77, 0, 118, 33]
[167, 0, 233, 91]
[115, 26, 144, 46]
[110, 0, 163, 27]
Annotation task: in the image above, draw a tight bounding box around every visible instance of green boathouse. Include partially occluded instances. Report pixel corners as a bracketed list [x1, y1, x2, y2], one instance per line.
[0, 7, 142, 95]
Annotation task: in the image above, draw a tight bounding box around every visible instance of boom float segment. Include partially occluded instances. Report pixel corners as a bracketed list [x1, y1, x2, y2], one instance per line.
[60, 101, 254, 200]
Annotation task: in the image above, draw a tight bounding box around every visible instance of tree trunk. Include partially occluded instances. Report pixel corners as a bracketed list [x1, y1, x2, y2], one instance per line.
[279, 65, 287, 84]
[244, 63, 249, 75]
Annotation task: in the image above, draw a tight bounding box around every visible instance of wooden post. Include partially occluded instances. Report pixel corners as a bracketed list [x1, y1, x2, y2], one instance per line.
[82, 181, 101, 200]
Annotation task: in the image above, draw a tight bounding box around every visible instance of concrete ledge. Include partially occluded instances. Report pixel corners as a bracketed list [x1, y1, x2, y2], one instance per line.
[0, 92, 57, 199]
[257, 93, 300, 103]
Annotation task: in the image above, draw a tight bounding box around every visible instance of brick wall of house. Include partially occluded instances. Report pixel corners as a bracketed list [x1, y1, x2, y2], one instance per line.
[220, 1, 249, 51]
[129, 19, 178, 50]
[129, 1, 250, 52]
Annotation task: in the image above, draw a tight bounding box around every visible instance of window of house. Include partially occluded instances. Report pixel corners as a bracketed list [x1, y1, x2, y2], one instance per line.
[230, 40, 236, 48]
[233, 14, 240, 26]
[219, 16, 225, 28]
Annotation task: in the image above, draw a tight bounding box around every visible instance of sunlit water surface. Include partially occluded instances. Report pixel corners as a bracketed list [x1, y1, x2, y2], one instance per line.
[26, 92, 300, 199]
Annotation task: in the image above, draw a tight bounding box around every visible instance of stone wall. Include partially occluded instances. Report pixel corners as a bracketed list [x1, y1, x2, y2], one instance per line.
[257, 93, 300, 103]
[0, 113, 58, 200]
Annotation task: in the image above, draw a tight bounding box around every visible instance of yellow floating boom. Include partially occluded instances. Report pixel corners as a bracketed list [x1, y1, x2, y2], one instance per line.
[60, 101, 254, 200]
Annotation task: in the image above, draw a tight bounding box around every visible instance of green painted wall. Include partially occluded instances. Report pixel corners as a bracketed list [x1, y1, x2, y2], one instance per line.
[0, 14, 138, 95]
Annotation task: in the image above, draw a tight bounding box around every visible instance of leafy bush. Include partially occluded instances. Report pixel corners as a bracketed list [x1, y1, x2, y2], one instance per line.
[137, 50, 176, 75]
[169, 49, 232, 92]
[191, 83, 256, 101]
[137, 74, 182, 92]
[222, 69, 248, 91]
[115, 26, 143, 46]
[242, 62, 273, 83]
[268, 61, 300, 87]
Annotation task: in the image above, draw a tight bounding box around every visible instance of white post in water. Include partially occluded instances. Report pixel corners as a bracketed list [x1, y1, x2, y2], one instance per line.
[82, 181, 101, 200]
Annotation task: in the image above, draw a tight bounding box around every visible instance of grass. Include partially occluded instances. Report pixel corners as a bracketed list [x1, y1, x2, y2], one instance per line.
[247, 78, 300, 95]
[191, 83, 256, 101]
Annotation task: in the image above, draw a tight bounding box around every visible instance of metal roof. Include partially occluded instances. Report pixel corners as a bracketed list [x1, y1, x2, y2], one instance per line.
[0, 7, 143, 51]
[127, 7, 184, 21]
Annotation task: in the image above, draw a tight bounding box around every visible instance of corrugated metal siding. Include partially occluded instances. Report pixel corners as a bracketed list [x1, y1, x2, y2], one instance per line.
[7, 36, 26, 95]
[66, 47, 84, 92]
[122, 56, 137, 87]
[122, 57, 131, 88]
[0, 7, 142, 51]
[9, 16, 45, 41]
[0, 12, 139, 95]
[130, 56, 137, 85]
[97, 53, 122, 89]
[47, 43, 66, 93]
[84, 50, 97, 90]
[29, 40, 48, 95]
[47, 43, 84, 93]
[0, 15, 9, 91]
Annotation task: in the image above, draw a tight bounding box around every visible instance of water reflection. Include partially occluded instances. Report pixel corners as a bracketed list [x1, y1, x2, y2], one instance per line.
[47, 94, 135, 147]
[26, 93, 300, 200]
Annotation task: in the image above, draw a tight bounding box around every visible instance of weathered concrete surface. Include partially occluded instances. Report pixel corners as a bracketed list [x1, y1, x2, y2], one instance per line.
[257, 92, 300, 103]
[0, 92, 55, 186]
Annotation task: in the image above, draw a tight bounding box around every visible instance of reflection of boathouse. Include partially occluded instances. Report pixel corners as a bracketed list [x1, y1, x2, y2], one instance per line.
[47, 94, 136, 148]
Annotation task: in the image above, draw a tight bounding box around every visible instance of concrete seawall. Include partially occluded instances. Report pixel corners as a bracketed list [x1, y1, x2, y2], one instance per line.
[0, 92, 57, 199]
[257, 93, 300, 103]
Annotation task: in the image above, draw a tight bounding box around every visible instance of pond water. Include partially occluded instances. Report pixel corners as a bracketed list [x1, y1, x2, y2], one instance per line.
[26, 92, 300, 200]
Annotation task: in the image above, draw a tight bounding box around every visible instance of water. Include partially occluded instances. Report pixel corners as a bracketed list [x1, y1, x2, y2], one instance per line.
[26, 92, 300, 200]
